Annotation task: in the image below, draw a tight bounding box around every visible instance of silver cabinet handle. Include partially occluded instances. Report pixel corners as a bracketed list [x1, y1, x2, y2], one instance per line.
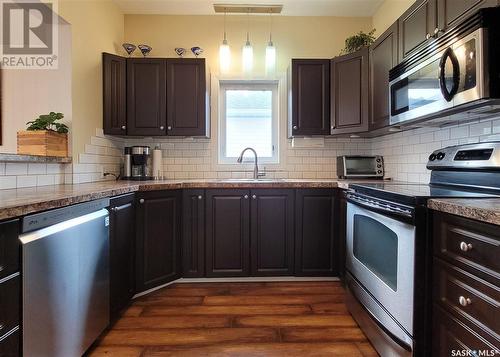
[0, 323, 4, 331]
[293, 125, 298, 130]
[167, 126, 172, 130]
[459, 296, 471, 307]
[460, 242, 472, 252]
[139, 199, 145, 204]
[160, 126, 165, 130]
[243, 195, 249, 199]
[426, 33, 431, 40]
[252, 194, 257, 199]
[0, 265, 3, 272]
[198, 195, 203, 200]
[121, 125, 126, 130]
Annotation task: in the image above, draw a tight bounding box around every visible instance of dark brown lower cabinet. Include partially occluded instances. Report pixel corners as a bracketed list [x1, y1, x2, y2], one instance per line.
[182, 189, 205, 278]
[295, 189, 337, 276]
[205, 189, 250, 277]
[336, 189, 347, 282]
[109, 194, 135, 319]
[250, 189, 294, 276]
[136, 191, 181, 292]
[0, 328, 19, 357]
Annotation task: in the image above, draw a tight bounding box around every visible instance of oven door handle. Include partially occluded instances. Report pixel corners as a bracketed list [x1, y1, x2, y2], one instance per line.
[346, 194, 414, 221]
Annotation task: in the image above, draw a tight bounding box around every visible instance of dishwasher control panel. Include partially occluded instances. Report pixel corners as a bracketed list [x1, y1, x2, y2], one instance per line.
[22, 198, 110, 233]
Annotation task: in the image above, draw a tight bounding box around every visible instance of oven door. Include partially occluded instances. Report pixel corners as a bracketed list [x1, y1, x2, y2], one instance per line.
[346, 202, 415, 336]
[389, 28, 485, 125]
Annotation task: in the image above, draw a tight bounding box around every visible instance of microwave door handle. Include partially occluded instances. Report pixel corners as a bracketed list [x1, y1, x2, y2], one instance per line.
[439, 47, 460, 102]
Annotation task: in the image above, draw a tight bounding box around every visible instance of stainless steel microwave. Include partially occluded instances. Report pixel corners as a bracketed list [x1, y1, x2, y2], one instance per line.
[389, 7, 500, 126]
[337, 156, 384, 179]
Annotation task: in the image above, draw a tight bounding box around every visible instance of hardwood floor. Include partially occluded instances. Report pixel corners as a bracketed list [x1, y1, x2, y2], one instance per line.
[88, 281, 378, 356]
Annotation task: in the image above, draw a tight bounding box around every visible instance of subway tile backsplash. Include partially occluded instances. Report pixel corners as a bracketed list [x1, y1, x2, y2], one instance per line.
[1, 117, 499, 189]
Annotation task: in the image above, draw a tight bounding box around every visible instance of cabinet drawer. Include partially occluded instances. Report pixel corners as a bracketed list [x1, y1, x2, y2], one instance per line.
[433, 303, 498, 356]
[433, 212, 500, 284]
[0, 275, 20, 338]
[434, 258, 500, 338]
[0, 327, 20, 357]
[0, 220, 20, 280]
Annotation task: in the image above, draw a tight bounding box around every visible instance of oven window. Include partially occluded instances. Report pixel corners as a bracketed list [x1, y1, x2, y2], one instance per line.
[353, 214, 398, 291]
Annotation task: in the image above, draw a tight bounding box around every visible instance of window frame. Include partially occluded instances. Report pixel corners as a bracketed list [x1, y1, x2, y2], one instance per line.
[218, 80, 280, 165]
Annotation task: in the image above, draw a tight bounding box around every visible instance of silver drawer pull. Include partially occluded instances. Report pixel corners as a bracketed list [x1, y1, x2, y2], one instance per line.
[459, 296, 471, 307]
[0, 265, 4, 272]
[0, 323, 4, 331]
[459, 241, 472, 252]
[252, 195, 257, 199]
[243, 195, 249, 199]
[139, 199, 145, 204]
[198, 195, 203, 200]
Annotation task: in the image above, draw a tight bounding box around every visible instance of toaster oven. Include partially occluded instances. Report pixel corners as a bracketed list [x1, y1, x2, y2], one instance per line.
[337, 156, 384, 179]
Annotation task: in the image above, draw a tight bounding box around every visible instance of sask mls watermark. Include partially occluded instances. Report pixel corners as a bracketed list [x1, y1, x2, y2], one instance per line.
[1, 0, 59, 69]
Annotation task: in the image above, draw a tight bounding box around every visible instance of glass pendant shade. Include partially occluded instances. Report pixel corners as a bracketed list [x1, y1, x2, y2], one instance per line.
[219, 39, 231, 73]
[265, 41, 276, 75]
[242, 40, 253, 73]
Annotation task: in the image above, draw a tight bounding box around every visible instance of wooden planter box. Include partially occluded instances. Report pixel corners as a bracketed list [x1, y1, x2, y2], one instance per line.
[17, 130, 68, 157]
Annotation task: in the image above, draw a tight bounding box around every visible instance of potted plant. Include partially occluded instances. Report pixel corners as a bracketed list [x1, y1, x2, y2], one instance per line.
[17, 112, 69, 157]
[340, 29, 376, 55]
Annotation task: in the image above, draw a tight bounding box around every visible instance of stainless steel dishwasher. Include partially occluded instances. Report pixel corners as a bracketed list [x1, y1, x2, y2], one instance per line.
[20, 199, 110, 357]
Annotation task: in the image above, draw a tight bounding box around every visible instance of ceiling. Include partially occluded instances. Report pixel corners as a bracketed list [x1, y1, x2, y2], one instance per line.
[113, 0, 385, 17]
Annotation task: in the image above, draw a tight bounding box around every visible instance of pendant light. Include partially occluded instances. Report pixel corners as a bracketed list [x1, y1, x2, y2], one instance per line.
[219, 10, 231, 73]
[242, 10, 253, 73]
[265, 11, 276, 75]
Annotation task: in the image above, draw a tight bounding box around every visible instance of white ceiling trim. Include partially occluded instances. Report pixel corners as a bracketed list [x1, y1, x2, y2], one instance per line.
[113, 0, 384, 17]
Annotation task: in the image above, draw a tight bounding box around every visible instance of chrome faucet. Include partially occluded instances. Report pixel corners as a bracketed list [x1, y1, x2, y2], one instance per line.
[237, 147, 263, 179]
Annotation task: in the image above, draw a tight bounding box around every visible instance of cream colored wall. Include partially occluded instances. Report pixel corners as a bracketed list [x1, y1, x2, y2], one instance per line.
[372, 0, 414, 35]
[124, 15, 372, 74]
[57, 0, 124, 159]
[0, 22, 72, 154]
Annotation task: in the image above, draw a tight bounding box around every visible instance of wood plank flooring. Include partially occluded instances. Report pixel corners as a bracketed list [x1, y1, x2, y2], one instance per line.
[88, 281, 378, 356]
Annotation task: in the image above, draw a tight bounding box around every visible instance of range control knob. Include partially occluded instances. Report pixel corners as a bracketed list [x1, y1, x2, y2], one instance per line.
[436, 152, 446, 160]
[377, 170, 382, 174]
[429, 154, 436, 161]
[376, 158, 381, 163]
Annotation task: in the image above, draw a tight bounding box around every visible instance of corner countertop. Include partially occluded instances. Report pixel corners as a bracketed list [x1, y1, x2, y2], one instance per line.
[428, 198, 500, 226]
[0, 178, 395, 221]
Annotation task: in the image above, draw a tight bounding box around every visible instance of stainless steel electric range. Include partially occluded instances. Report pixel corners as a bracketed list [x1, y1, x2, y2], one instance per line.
[344, 142, 500, 357]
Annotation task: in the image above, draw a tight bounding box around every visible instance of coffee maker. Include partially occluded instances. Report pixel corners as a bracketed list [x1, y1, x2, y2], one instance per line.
[123, 146, 153, 180]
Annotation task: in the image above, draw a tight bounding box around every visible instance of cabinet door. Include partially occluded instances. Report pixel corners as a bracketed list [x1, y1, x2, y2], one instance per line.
[166, 59, 207, 137]
[399, 0, 437, 61]
[0, 328, 19, 357]
[127, 58, 167, 136]
[206, 189, 250, 277]
[295, 189, 336, 276]
[370, 22, 398, 130]
[109, 194, 135, 318]
[103, 53, 127, 135]
[438, 0, 498, 30]
[330, 48, 369, 135]
[136, 191, 181, 292]
[182, 189, 205, 278]
[0, 219, 19, 280]
[250, 189, 294, 276]
[290, 59, 331, 136]
[336, 190, 347, 282]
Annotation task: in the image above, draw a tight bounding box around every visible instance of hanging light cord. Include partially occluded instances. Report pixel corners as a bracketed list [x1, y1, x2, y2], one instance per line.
[246, 9, 250, 44]
[269, 11, 273, 44]
[223, 10, 227, 42]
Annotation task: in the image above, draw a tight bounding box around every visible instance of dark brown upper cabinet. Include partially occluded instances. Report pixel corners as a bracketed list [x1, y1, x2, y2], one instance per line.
[205, 189, 250, 277]
[290, 59, 331, 137]
[167, 59, 208, 137]
[295, 189, 336, 276]
[135, 191, 181, 292]
[103, 53, 127, 135]
[437, 0, 499, 30]
[330, 48, 369, 135]
[250, 189, 294, 277]
[127, 58, 167, 136]
[399, 0, 437, 61]
[370, 22, 399, 130]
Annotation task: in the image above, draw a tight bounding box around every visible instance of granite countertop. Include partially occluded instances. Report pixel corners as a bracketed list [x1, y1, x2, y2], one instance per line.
[428, 198, 500, 226]
[0, 178, 395, 221]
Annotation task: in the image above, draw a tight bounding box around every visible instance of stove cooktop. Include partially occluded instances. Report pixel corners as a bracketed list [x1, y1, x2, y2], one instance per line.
[350, 183, 500, 206]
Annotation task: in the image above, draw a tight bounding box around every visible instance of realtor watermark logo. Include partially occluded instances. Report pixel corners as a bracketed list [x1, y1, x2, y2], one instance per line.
[0, 0, 58, 69]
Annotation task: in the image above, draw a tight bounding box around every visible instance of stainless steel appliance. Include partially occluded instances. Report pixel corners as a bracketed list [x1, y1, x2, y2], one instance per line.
[20, 199, 110, 357]
[389, 7, 500, 126]
[124, 146, 132, 178]
[123, 146, 153, 180]
[337, 155, 384, 179]
[345, 142, 500, 356]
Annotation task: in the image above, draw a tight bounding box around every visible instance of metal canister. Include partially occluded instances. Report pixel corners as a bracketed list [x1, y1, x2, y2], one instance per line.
[124, 147, 132, 178]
